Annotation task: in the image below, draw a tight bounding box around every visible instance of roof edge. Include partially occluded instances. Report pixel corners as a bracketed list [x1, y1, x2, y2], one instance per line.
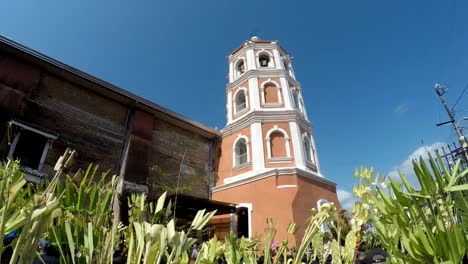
[0, 35, 221, 139]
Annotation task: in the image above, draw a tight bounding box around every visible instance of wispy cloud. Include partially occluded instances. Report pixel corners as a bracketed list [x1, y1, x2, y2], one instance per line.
[393, 103, 409, 115]
[388, 142, 446, 186]
[337, 189, 354, 211]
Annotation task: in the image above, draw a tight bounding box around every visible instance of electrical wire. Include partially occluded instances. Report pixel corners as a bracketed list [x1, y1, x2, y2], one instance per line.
[451, 82, 468, 111]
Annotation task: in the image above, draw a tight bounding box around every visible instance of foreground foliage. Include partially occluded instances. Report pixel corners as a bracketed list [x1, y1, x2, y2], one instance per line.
[353, 156, 468, 263]
[0, 151, 467, 263]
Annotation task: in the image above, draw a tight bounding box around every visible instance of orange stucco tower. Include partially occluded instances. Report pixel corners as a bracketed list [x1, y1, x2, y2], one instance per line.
[212, 37, 340, 242]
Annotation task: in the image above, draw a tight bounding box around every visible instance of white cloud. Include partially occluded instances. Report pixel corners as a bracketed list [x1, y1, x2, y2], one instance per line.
[393, 103, 409, 115]
[387, 142, 446, 186]
[337, 189, 354, 211]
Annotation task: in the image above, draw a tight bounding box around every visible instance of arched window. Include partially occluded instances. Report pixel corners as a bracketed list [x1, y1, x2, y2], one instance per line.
[257, 51, 274, 68]
[270, 132, 286, 158]
[233, 137, 249, 167]
[317, 199, 331, 232]
[260, 79, 283, 106]
[282, 57, 295, 78]
[265, 126, 291, 160]
[264, 83, 278, 103]
[299, 98, 305, 113]
[234, 89, 248, 114]
[235, 59, 246, 79]
[292, 90, 300, 110]
[259, 53, 270, 67]
[282, 57, 289, 71]
[302, 133, 316, 165]
[303, 137, 312, 162]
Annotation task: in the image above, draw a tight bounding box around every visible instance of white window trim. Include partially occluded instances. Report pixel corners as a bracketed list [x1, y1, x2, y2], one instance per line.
[267, 157, 293, 163]
[302, 133, 316, 166]
[234, 58, 246, 80]
[8, 120, 57, 172]
[265, 125, 291, 159]
[256, 49, 275, 69]
[291, 87, 304, 112]
[317, 199, 331, 232]
[233, 161, 251, 171]
[233, 88, 249, 115]
[232, 134, 250, 168]
[282, 56, 295, 79]
[260, 79, 283, 106]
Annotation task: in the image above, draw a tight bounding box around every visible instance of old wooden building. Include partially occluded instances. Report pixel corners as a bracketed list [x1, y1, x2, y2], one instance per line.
[0, 35, 220, 209]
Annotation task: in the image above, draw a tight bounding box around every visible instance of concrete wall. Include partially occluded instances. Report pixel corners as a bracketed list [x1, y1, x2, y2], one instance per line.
[212, 173, 339, 243]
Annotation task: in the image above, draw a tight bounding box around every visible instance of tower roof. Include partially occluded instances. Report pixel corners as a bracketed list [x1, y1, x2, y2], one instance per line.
[228, 36, 291, 57]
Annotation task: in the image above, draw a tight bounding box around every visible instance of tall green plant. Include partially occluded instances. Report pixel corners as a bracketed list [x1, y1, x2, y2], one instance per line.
[125, 190, 217, 264]
[0, 159, 63, 264]
[51, 164, 123, 264]
[353, 156, 468, 263]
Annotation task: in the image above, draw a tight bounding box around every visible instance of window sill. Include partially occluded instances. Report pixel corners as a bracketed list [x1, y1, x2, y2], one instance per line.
[235, 72, 246, 80]
[258, 66, 275, 69]
[267, 157, 292, 163]
[234, 108, 249, 117]
[262, 103, 283, 108]
[305, 161, 317, 170]
[233, 162, 251, 171]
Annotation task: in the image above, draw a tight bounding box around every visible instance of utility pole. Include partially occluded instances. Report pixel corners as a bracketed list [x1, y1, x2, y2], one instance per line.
[435, 83, 468, 164]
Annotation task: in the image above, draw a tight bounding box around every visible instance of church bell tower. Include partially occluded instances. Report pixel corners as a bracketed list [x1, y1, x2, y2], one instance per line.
[213, 37, 339, 241]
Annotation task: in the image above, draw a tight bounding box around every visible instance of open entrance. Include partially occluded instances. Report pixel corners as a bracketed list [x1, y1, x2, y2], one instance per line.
[166, 194, 250, 239]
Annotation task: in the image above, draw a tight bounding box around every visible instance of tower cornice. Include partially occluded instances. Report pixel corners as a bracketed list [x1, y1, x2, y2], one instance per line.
[226, 69, 300, 92]
[221, 110, 312, 137]
[211, 167, 336, 193]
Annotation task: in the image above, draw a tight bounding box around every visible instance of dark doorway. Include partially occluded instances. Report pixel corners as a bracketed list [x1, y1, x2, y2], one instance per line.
[236, 207, 249, 238]
[12, 130, 47, 169]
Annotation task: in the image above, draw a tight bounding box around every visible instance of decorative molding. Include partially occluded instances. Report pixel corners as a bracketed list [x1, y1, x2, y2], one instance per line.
[255, 49, 275, 68]
[262, 102, 284, 108]
[226, 90, 233, 124]
[233, 162, 251, 171]
[246, 49, 256, 71]
[248, 78, 261, 110]
[229, 42, 285, 62]
[310, 132, 321, 174]
[232, 134, 250, 168]
[226, 69, 299, 92]
[233, 88, 249, 117]
[265, 126, 291, 159]
[259, 79, 283, 106]
[214, 167, 335, 192]
[221, 110, 312, 137]
[233, 57, 246, 80]
[272, 49, 283, 70]
[250, 122, 265, 171]
[279, 77, 294, 109]
[267, 157, 293, 163]
[233, 108, 248, 118]
[301, 132, 316, 165]
[289, 121, 305, 169]
[277, 184, 297, 189]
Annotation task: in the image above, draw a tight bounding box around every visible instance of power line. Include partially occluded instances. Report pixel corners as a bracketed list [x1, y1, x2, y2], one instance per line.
[451, 82, 468, 111]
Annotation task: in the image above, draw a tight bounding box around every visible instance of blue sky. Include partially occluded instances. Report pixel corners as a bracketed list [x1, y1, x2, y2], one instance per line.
[2, 0, 468, 209]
